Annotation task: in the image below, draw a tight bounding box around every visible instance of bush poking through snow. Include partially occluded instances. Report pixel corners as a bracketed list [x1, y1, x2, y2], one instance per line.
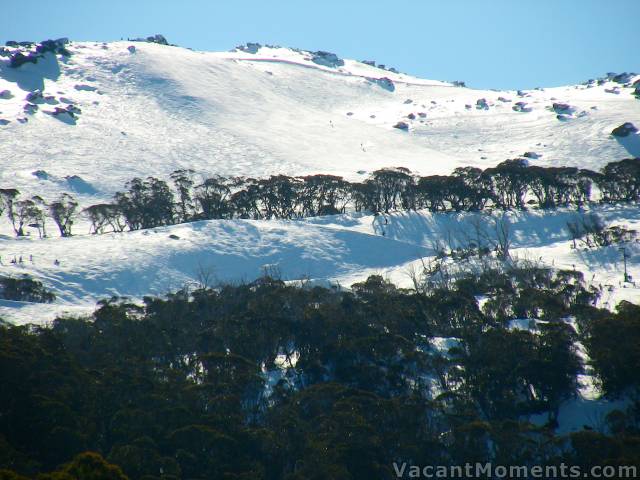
[0, 275, 55, 303]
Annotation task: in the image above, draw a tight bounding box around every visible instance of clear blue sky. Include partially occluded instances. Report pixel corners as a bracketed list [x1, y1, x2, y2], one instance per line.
[1, 0, 637, 90]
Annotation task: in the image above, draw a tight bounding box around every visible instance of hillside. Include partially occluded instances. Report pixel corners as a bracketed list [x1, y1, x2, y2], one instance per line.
[0, 38, 639, 326]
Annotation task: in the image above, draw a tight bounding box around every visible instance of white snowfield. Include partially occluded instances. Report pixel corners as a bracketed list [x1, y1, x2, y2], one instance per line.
[0, 39, 639, 326]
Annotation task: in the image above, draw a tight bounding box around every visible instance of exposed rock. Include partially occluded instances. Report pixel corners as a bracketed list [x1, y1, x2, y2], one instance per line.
[23, 103, 38, 114]
[611, 122, 638, 138]
[47, 104, 81, 124]
[552, 103, 574, 114]
[65, 175, 97, 194]
[605, 86, 621, 95]
[26, 90, 44, 103]
[0, 119, 10, 126]
[476, 98, 489, 110]
[523, 152, 541, 159]
[407, 113, 416, 120]
[512, 102, 531, 112]
[169, 234, 180, 240]
[237, 42, 261, 54]
[393, 121, 409, 131]
[404, 99, 413, 104]
[418, 112, 427, 118]
[9, 52, 38, 68]
[36, 38, 70, 56]
[497, 96, 512, 102]
[127, 45, 136, 54]
[556, 114, 572, 121]
[311, 51, 344, 68]
[65, 104, 82, 115]
[32, 170, 50, 180]
[0, 90, 12, 100]
[367, 77, 395, 92]
[610, 72, 636, 84]
[74, 84, 97, 92]
[361, 60, 376, 66]
[146, 34, 169, 45]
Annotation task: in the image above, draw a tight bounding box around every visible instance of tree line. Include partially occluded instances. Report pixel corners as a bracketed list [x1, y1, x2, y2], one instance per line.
[1, 158, 639, 237]
[1, 264, 639, 479]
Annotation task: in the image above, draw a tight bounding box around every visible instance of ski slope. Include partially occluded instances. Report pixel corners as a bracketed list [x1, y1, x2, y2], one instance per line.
[0, 39, 639, 326]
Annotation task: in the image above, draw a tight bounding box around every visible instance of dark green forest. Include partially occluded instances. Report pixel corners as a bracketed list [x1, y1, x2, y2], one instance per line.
[1, 265, 640, 479]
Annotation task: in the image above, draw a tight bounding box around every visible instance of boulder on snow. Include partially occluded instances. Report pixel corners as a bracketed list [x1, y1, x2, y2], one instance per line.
[9, 52, 38, 68]
[605, 86, 621, 95]
[0, 90, 12, 99]
[65, 175, 97, 194]
[404, 99, 413, 104]
[556, 114, 572, 122]
[311, 51, 344, 68]
[512, 101, 531, 113]
[237, 42, 261, 54]
[552, 102, 574, 114]
[476, 98, 489, 110]
[393, 121, 409, 131]
[32, 170, 50, 180]
[48, 104, 81, 124]
[0, 119, 10, 126]
[611, 122, 638, 138]
[127, 45, 136, 54]
[523, 152, 541, 159]
[35, 38, 71, 56]
[407, 113, 416, 120]
[497, 96, 512, 102]
[74, 84, 97, 92]
[609, 72, 636, 84]
[367, 77, 395, 92]
[23, 103, 38, 114]
[26, 90, 44, 103]
[146, 34, 169, 45]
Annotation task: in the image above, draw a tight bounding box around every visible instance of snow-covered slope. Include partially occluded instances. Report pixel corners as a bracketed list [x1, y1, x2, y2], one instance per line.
[1, 40, 638, 203]
[0, 39, 639, 325]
